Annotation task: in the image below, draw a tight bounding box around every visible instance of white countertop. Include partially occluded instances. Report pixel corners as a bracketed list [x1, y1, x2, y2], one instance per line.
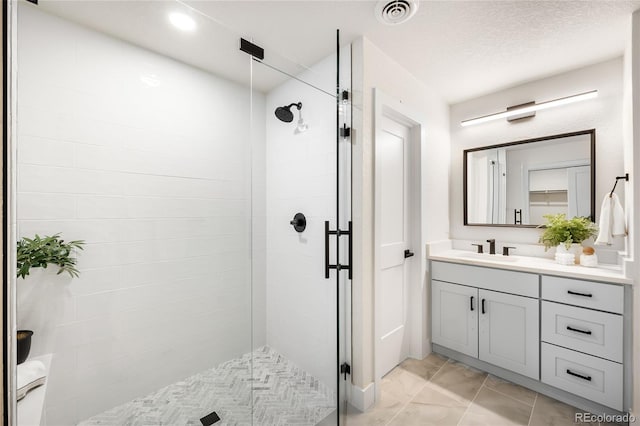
[17, 353, 52, 426]
[428, 249, 632, 285]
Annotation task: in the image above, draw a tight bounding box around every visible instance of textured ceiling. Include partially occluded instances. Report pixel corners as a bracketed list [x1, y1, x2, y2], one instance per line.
[36, 0, 640, 103]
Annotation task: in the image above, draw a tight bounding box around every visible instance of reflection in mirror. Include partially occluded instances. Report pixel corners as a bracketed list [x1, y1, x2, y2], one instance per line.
[464, 130, 595, 227]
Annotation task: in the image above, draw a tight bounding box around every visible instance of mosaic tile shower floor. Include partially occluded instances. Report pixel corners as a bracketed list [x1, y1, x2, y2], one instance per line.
[79, 346, 335, 426]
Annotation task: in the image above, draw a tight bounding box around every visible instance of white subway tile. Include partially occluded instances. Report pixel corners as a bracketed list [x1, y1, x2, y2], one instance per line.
[74, 243, 122, 269]
[18, 164, 75, 194]
[117, 219, 157, 241]
[18, 164, 125, 195]
[69, 266, 123, 295]
[74, 143, 122, 171]
[17, 193, 76, 220]
[75, 291, 116, 321]
[76, 195, 126, 219]
[18, 135, 75, 167]
[73, 169, 125, 195]
[19, 219, 122, 247]
[17, 105, 77, 142]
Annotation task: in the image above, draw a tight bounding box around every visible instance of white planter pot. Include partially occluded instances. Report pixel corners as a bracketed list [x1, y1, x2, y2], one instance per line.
[555, 243, 582, 265]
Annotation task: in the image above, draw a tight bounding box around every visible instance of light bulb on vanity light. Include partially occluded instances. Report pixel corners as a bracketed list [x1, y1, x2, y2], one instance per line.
[461, 90, 598, 127]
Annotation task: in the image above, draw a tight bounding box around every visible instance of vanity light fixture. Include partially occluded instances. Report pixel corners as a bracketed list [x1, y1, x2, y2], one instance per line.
[169, 12, 196, 32]
[460, 90, 598, 127]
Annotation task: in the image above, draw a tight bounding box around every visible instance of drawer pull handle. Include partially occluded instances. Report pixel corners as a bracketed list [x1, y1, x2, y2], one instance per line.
[470, 296, 474, 311]
[566, 325, 592, 335]
[481, 298, 486, 314]
[567, 290, 593, 298]
[566, 369, 592, 382]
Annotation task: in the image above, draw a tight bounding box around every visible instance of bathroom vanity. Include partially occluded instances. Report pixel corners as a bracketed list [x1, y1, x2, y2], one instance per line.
[428, 250, 632, 416]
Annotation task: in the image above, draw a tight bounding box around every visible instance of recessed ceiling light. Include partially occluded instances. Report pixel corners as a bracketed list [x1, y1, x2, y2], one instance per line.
[169, 12, 196, 32]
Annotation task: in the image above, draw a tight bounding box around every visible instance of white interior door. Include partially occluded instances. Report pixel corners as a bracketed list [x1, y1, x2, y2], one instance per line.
[376, 115, 411, 377]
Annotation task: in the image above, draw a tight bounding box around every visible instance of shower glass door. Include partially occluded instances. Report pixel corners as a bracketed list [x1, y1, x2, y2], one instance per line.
[248, 32, 351, 425]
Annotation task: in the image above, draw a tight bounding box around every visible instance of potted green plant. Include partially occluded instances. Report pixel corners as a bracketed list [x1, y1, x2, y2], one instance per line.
[538, 214, 598, 264]
[16, 234, 84, 364]
[17, 234, 85, 279]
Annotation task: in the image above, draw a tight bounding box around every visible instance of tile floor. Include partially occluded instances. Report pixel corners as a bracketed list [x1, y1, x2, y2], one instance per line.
[346, 353, 618, 426]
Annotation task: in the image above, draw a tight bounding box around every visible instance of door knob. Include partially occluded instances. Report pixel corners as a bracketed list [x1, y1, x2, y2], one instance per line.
[404, 249, 415, 258]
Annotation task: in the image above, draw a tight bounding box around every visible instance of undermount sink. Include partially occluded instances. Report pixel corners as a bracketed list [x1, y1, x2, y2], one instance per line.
[458, 252, 520, 263]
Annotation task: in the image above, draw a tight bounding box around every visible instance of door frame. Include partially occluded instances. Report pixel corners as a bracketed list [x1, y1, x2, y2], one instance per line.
[4, 1, 17, 423]
[373, 88, 426, 399]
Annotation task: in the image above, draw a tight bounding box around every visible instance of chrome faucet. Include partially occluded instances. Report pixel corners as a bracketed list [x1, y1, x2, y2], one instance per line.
[487, 239, 496, 255]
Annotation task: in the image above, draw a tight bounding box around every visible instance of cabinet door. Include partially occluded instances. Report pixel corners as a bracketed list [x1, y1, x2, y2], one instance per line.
[432, 280, 478, 358]
[479, 289, 539, 379]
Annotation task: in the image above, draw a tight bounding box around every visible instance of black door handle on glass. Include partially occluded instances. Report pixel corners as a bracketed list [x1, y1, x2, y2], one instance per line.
[324, 220, 353, 279]
[404, 249, 414, 258]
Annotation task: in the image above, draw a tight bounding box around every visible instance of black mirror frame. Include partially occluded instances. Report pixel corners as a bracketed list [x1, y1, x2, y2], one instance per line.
[463, 129, 596, 228]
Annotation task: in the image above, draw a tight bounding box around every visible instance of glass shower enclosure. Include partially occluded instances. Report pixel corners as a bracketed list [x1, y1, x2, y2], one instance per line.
[7, 1, 352, 424]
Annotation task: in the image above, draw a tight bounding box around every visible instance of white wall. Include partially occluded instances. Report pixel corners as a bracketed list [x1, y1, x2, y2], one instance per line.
[450, 58, 625, 249]
[351, 37, 450, 397]
[15, 5, 264, 424]
[263, 53, 339, 391]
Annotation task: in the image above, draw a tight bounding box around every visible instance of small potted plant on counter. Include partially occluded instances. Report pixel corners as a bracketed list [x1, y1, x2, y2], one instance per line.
[538, 214, 597, 265]
[16, 234, 84, 364]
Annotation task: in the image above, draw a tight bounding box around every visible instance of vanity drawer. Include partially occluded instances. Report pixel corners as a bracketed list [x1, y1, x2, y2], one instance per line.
[432, 261, 538, 298]
[541, 301, 623, 362]
[541, 276, 623, 314]
[541, 343, 622, 410]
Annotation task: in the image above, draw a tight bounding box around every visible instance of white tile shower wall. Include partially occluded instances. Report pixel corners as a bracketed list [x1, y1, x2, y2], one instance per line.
[16, 5, 265, 424]
[264, 54, 338, 392]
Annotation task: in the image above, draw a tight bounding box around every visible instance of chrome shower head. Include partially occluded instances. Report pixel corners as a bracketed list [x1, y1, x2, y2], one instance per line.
[275, 102, 302, 123]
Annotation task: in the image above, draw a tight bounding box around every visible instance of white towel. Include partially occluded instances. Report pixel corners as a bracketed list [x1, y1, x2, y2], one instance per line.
[17, 360, 46, 401]
[595, 193, 627, 245]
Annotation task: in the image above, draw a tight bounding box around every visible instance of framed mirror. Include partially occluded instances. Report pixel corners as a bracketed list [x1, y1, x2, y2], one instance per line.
[464, 129, 595, 227]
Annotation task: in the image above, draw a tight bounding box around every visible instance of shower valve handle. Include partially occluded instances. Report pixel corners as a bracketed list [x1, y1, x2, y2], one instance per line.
[290, 213, 307, 232]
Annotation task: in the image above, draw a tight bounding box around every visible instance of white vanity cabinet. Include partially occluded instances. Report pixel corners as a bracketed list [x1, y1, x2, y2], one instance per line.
[430, 259, 629, 413]
[431, 261, 539, 379]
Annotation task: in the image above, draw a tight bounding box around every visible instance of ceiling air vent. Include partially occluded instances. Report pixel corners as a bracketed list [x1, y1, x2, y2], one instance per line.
[375, 0, 419, 25]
